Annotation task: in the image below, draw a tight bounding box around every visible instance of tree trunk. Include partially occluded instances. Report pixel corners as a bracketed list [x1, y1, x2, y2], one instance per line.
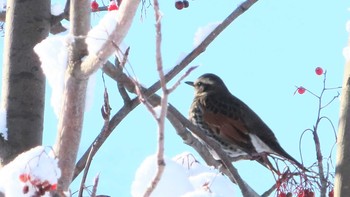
[335, 34, 350, 196]
[0, 0, 50, 166]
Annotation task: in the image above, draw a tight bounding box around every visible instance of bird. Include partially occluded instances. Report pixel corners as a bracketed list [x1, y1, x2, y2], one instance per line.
[185, 73, 307, 172]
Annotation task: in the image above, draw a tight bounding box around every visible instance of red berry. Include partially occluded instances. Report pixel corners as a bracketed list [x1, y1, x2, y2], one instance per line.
[278, 192, 287, 197]
[315, 67, 323, 75]
[108, 1, 118, 11]
[19, 173, 29, 182]
[298, 86, 306, 94]
[175, 1, 184, 10]
[50, 183, 57, 191]
[22, 185, 29, 194]
[183, 0, 189, 8]
[329, 189, 334, 197]
[91, 1, 99, 11]
[42, 181, 51, 191]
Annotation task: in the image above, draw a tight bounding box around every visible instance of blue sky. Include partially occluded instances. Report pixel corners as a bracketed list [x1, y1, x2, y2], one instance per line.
[1, 0, 349, 196]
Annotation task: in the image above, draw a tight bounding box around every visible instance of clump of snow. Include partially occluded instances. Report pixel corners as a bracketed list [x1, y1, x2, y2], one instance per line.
[153, 105, 162, 118]
[0, 108, 7, 141]
[175, 52, 189, 65]
[34, 32, 97, 117]
[131, 155, 194, 197]
[131, 152, 235, 197]
[0, 146, 61, 197]
[86, 11, 118, 55]
[86, 11, 128, 61]
[51, 3, 64, 16]
[34, 33, 68, 117]
[193, 22, 221, 48]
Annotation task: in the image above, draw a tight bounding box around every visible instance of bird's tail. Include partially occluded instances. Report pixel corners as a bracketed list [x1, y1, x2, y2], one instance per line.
[257, 154, 308, 174]
[284, 154, 308, 172]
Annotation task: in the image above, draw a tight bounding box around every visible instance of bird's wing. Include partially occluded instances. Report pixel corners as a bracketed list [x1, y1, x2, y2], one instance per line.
[201, 94, 255, 154]
[201, 93, 307, 170]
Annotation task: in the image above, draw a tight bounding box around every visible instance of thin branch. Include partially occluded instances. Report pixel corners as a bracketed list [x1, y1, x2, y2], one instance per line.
[143, 0, 166, 195]
[167, 66, 198, 94]
[91, 174, 100, 197]
[78, 144, 95, 197]
[115, 48, 132, 104]
[321, 92, 340, 109]
[261, 184, 277, 197]
[78, 87, 111, 197]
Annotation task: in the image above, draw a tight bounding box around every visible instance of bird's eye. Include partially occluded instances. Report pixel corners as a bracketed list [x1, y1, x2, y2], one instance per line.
[196, 82, 202, 86]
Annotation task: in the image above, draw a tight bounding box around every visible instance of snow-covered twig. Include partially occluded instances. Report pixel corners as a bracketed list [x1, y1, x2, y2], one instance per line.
[80, 0, 139, 76]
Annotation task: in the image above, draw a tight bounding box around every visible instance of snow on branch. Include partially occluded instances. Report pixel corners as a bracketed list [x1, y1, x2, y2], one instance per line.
[34, 33, 96, 117]
[81, 0, 140, 76]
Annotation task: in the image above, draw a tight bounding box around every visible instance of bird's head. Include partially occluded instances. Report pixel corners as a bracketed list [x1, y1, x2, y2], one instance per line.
[185, 73, 229, 96]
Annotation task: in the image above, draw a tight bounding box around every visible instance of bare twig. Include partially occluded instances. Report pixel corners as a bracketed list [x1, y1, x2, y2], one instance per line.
[91, 174, 100, 197]
[78, 86, 111, 197]
[78, 145, 95, 197]
[142, 0, 166, 196]
[261, 184, 277, 197]
[115, 48, 132, 104]
[167, 66, 198, 94]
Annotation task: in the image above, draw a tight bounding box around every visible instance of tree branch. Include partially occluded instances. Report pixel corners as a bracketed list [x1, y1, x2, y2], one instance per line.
[53, 0, 91, 193]
[334, 31, 350, 197]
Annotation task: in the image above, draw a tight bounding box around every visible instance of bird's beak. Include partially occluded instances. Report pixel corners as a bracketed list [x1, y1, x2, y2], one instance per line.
[185, 81, 194, 86]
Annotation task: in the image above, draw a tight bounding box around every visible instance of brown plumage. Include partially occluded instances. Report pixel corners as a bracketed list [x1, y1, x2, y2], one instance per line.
[186, 73, 307, 172]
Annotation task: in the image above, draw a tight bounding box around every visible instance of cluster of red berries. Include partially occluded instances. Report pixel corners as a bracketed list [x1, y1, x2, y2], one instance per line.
[328, 189, 334, 197]
[278, 192, 292, 197]
[175, 0, 189, 10]
[278, 188, 334, 197]
[91, 0, 121, 12]
[19, 173, 57, 196]
[297, 189, 315, 197]
[296, 67, 324, 95]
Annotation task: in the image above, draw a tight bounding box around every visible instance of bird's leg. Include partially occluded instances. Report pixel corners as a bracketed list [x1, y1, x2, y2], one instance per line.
[251, 152, 280, 175]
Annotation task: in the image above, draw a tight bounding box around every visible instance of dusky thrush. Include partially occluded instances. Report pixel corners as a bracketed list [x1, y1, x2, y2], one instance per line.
[186, 73, 307, 172]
